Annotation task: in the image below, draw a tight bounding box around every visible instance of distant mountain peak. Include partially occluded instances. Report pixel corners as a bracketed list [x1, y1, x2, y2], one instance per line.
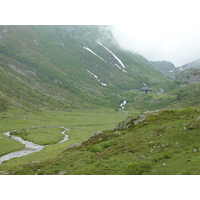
[149, 60, 176, 78]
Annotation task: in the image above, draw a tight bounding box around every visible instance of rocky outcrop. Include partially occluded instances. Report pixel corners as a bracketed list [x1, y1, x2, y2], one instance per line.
[83, 131, 104, 143]
[175, 68, 200, 84]
[143, 110, 160, 115]
[115, 115, 146, 130]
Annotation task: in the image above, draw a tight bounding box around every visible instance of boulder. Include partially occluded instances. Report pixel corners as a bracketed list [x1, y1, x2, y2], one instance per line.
[91, 131, 104, 138]
[193, 148, 198, 152]
[114, 131, 120, 135]
[67, 143, 81, 149]
[138, 155, 146, 158]
[59, 171, 67, 175]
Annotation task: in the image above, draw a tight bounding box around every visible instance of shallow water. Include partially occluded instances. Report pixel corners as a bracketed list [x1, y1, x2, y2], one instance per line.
[58, 128, 70, 144]
[0, 128, 69, 164]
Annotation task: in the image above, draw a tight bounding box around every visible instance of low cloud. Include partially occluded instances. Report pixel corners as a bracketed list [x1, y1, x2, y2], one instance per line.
[109, 1, 200, 67]
[110, 24, 200, 67]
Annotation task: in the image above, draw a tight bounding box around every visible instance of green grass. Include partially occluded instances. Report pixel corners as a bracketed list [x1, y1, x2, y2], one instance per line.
[2, 107, 200, 175]
[0, 107, 130, 171]
[10, 127, 65, 145]
[0, 134, 25, 156]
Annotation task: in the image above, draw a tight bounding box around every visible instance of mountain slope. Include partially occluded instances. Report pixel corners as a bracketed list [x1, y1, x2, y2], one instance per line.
[149, 60, 176, 78]
[178, 59, 200, 70]
[0, 25, 166, 111]
[174, 68, 200, 84]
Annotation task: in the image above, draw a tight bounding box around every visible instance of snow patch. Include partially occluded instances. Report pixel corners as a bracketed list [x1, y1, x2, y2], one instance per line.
[83, 47, 105, 61]
[96, 41, 127, 73]
[120, 100, 127, 107]
[115, 64, 127, 73]
[86, 69, 107, 86]
[119, 100, 127, 113]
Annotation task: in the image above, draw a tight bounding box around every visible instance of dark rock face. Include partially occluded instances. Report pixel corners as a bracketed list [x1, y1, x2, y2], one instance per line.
[175, 68, 200, 84]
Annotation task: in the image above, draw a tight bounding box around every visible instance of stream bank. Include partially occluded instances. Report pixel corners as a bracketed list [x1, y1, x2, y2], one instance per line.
[0, 127, 69, 164]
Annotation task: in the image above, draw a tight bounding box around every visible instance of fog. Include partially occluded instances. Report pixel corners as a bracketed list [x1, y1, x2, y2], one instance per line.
[109, 1, 200, 67]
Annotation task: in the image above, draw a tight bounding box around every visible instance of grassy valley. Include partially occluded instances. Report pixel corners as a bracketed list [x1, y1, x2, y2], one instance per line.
[1, 25, 200, 175]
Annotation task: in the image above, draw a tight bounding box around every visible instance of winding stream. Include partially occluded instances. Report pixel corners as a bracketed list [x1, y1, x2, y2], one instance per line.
[0, 127, 69, 165]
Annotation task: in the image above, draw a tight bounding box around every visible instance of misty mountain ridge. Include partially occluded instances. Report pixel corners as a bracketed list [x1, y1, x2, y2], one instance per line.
[149, 59, 200, 78]
[177, 59, 200, 71]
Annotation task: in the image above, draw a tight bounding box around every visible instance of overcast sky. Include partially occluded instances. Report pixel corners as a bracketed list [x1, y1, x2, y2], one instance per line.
[109, 0, 200, 67]
[2, 0, 200, 67]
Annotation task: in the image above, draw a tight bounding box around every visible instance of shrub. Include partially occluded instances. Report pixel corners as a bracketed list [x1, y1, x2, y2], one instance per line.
[183, 171, 192, 175]
[87, 145, 101, 153]
[102, 141, 118, 149]
[163, 153, 171, 159]
[126, 162, 152, 175]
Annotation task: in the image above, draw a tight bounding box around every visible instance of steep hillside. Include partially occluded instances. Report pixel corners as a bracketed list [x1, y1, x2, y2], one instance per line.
[0, 25, 166, 111]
